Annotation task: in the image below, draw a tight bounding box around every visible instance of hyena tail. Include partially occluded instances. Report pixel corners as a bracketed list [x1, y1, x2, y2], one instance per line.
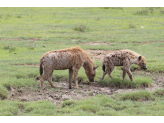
[39, 59, 43, 76]
[35, 59, 43, 81]
[102, 62, 106, 72]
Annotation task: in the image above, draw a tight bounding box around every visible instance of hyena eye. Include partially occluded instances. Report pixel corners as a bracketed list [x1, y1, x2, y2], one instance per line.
[142, 63, 144, 65]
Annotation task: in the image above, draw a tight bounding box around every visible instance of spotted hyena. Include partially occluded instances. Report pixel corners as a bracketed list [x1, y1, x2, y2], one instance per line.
[101, 50, 147, 82]
[38, 46, 99, 89]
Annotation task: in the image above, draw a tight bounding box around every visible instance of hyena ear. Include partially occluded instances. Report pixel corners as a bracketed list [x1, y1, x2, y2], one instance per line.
[94, 66, 99, 70]
[138, 56, 142, 61]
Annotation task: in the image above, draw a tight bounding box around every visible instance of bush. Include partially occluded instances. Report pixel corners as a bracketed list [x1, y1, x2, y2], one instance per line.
[3, 45, 16, 52]
[160, 10, 164, 14]
[129, 22, 136, 29]
[73, 24, 87, 32]
[135, 10, 148, 15]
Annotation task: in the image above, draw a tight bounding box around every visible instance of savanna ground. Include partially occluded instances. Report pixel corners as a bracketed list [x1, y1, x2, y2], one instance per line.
[0, 7, 164, 116]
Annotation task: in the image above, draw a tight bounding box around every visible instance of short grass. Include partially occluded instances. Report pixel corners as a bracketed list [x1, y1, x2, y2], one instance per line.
[0, 7, 164, 116]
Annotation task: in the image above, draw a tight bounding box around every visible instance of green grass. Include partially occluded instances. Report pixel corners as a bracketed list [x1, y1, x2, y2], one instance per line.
[97, 76, 154, 88]
[153, 89, 164, 97]
[0, 7, 164, 116]
[114, 90, 155, 101]
[1, 93, 164, 116]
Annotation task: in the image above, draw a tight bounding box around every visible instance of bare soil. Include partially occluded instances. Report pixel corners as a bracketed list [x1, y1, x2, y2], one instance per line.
[8, 73, 164, 105]
[0, 38, 40, 41]
[86, 50, 113, 60]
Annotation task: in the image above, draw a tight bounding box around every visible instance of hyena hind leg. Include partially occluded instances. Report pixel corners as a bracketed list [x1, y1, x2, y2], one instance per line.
[101, 69, 108, 80]
[47, 70, 56, 88]
[107, 66, 115, 79]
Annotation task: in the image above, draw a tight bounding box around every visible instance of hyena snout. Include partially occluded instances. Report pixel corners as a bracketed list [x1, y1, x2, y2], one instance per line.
[142, 64, 147, 70]
[89, 78, 94, 82]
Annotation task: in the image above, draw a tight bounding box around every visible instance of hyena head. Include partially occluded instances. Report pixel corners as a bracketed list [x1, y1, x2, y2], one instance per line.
[86, 66, 99, 82]
[137, 56, 147, 70]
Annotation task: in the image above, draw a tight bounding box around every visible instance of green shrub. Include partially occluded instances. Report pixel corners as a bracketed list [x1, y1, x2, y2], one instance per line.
[135, 10, 148, 15]
[3, 45, 16, 52]
[62, 100, 77, 108]
[129, 22, 136, 28]
[160, 10, 164, 14]
[0, 85, 8, 100]
[73, 24, 87, 32]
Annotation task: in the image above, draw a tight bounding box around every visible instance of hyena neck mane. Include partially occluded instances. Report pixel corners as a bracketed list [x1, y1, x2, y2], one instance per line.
[83, 56, 95, 73]
[124, 50, 141, 64]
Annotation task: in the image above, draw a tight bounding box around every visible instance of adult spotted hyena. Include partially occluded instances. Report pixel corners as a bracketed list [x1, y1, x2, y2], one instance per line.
[39, 46, 98, 89]
[101, 50, 147, 82]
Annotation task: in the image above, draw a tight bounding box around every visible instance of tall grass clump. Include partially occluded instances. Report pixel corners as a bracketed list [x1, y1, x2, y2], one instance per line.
[134, 10, 148, 15]
[115, 90, 155, 101]
[129, 22, 136, 28]
[153, 89, 164, 97]
[159, 10, 164, 14]
[97, 76, 154, 88]
[3, 45, 16, 52]
[73, 24, 87, 32]
[0, 85, 8, 100]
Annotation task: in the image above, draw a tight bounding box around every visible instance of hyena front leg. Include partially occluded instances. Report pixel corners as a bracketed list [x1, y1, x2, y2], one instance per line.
[122, 69, 127, 81]
[69, 68, 73, 89]
[123, 59, 135, 82]
[73, 67, 80, 89]
[126, 69, 135, 83]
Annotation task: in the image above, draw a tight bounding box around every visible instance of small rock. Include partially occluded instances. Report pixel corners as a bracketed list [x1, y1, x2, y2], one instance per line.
[47, 97, 53, 101]
[54, 94, 61, 100]
[62, 94, 69, 101]
[101, 88, 105, 91]
[20, 97, 28, 101]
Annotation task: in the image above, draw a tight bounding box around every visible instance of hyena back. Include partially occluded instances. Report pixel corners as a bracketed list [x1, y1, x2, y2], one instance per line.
[101, 50, 147, 82]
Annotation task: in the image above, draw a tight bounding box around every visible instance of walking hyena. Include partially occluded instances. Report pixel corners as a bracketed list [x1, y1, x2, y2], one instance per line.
[38, 46, 99, 89]
[101, 50, 147, 82]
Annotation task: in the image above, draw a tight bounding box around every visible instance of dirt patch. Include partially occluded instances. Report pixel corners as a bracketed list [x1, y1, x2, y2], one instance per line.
[9, 82, 113, 105]
[132, 41, 164, 44]
[8, 72, 164, 105]
[14, 64, 39, 67]
[86, 50, 113, 60]
[0, 38, 40, 41]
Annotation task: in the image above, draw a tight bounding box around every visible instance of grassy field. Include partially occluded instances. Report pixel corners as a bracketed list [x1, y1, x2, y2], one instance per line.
[0, 7, 164, 116]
